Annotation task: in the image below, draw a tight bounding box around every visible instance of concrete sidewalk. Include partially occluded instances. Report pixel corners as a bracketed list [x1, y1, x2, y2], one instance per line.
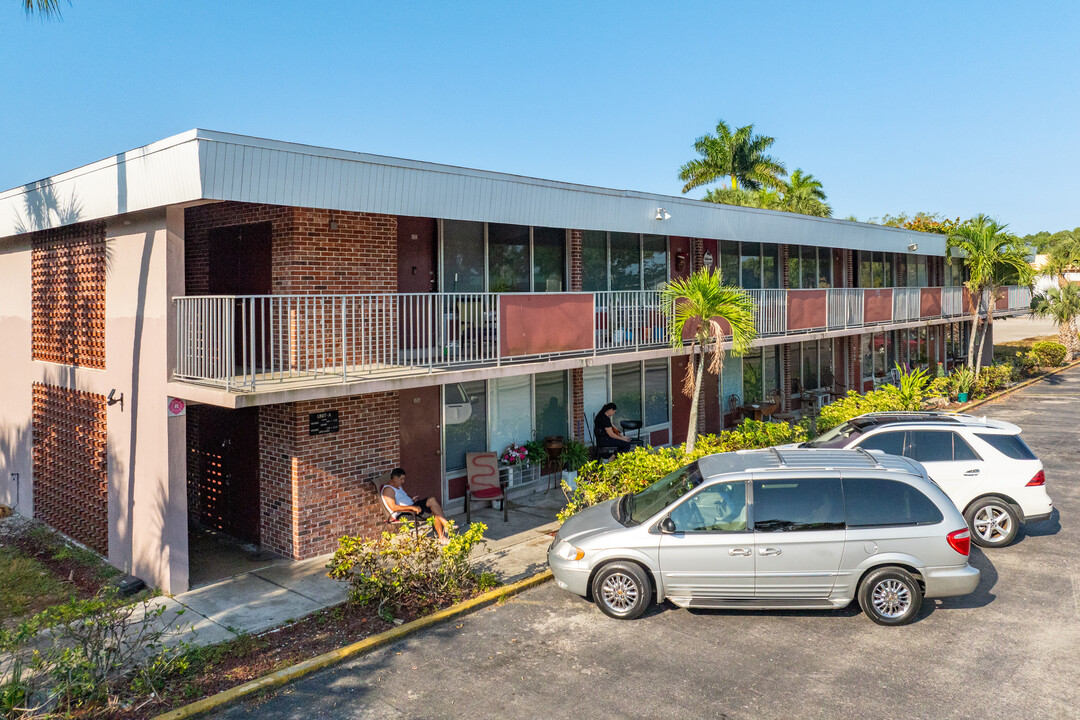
[156, 488, 563, 648]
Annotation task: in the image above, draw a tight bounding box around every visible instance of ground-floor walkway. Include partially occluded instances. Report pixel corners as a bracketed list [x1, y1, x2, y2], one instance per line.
[155, 488, 563, 649]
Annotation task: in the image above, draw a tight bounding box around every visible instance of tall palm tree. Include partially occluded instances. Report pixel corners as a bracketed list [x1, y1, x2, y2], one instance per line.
[782, 169, 831, 217]
[23, 0, 65, 16]
[661, 269, 757, 454]
[947, 220, 1034, 373]
[1041, 232, 1080, 287]
[679, 120, 787, 194]
[1030, 285, 1080, 360]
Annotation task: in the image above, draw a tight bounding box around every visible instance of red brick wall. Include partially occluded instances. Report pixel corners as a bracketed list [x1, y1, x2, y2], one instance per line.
[570, 368, 584, 439]
[569, 230, 583, 292]
[32, 384, 108, 555]
[259, 392, 400, 559]
[31, 221, 106, 368]
[185, 202, 397, 296]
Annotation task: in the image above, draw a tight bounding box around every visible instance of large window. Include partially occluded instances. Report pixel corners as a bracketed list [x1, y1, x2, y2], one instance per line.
[584, 360, 672, 440]
[843, 478, 943, 527]
[533, 227, 566, 292]
[442, 221, 567, 293]
[789, 246, 832, 288]
[720, 240, 781, 289]
[578, 232, 669, 291]
[862, 332, 895, 379]
[792, 339, 833, 393]
[643, 358, 670, 426]
[743, 346, 780, 404]
[489, 375, 532, 458]
[442, 220, 485, 292]
[444, 380, 487, 472]
[534, 370, 569, 440]
[611, 362, 643, 423]
[487, 223, 530, 292]
[858, 251, 893, 288]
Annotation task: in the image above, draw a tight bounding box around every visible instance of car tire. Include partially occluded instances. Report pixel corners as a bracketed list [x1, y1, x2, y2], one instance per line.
[965, 496, 1020, 548]
[858, 567, 923, 626]
[591, 561, 651, 620]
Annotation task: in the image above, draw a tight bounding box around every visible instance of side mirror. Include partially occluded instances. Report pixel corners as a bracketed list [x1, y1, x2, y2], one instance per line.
[659, 517, 676, 534]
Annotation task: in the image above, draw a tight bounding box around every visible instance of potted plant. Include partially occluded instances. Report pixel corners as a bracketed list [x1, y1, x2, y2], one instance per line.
[559, 439, 590, 490]
[953, 366, 975, 403]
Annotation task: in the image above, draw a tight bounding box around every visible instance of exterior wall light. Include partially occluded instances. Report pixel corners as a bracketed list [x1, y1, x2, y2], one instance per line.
[655, 208, 671, 221]
[908, 242, 918, 252]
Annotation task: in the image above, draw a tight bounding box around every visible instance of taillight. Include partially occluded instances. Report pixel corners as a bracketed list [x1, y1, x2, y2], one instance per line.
[947, 528, 970, 556]
[1026, 470, 1046, 487]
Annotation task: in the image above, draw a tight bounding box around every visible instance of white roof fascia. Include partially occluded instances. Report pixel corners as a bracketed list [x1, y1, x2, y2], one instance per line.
[1, 128, 946, 256]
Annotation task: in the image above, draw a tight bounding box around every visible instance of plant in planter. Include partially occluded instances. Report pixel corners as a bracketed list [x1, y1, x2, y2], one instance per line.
[952, 366, 975, 402]
[523, 439, 547, 467]
[558, 439, 590, 491]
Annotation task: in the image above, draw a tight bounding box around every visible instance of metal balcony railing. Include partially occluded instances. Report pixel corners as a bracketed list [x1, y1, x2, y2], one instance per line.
[173, 285, 1033, 392]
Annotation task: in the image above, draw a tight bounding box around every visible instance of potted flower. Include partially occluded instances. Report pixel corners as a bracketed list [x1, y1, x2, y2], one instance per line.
[559, 439, 590, 490]
[953, 366, 975, 403]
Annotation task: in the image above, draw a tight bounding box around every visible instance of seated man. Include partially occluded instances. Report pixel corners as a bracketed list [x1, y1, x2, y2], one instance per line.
[382, 467, 451, 543]
[594, 403, 634, 455]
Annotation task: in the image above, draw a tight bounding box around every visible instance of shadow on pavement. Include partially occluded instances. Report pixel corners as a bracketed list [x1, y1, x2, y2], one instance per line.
[1019, 507, 1061, 540]
[924, 545, 997, 617]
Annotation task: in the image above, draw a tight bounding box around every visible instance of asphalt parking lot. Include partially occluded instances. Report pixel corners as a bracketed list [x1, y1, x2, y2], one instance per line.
[210, 368, 1080, 720]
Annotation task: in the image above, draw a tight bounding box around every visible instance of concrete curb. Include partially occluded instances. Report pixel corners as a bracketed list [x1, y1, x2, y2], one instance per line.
[957, 359, 1080, 412]
[152, 570, 553, 720]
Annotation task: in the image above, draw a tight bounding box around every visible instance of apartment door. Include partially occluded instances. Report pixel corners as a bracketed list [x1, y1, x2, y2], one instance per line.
[192, 406, 261, 545]
[398, 386, 443, 502]
[397, 217, 439, 362]
[208, 222, 273, 370]
[397, 216, 437, 293]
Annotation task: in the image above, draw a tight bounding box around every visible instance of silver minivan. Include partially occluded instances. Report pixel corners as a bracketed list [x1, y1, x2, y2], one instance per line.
[548, 448, 979, 625]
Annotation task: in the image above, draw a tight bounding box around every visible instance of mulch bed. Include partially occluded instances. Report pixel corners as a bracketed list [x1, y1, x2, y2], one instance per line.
[96, 603, 403, 720]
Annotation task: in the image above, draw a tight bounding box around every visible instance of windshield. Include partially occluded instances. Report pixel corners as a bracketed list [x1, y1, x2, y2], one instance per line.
[804, 421, 863, 449]
[626, 463, 703, 524]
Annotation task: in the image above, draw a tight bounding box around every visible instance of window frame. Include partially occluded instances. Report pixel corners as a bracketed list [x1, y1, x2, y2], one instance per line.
[749, 476, 846, 533]
[439, 220, 571, 293]
[665, 480, 750, 533]
[842, 477, 945, 528]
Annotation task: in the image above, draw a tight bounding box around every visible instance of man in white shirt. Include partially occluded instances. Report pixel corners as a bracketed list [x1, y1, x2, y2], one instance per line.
[382, 467, 451, 542]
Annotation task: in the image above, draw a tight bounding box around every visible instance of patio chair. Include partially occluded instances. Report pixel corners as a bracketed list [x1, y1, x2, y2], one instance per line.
[728, 394, 745, 423]
[582, 411, 617, 461]
[465, 451, 508, 523]
[377, 481, 433, 538]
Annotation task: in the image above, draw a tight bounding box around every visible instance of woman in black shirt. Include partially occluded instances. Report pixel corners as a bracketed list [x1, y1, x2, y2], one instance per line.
[594, 403, 634, 454]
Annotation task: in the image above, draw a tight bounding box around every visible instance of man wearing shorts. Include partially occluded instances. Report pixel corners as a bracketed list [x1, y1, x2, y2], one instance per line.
[382, 467, 451, 542]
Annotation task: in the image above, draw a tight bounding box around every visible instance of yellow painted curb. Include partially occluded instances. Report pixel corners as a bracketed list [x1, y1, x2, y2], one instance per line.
[153, 570, 553, 720]
[958, 359, 1080, 412]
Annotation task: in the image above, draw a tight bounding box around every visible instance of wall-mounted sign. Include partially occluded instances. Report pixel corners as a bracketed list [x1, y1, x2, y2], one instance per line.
[309, 410, 340, 436]
[167, 398, 186, 417]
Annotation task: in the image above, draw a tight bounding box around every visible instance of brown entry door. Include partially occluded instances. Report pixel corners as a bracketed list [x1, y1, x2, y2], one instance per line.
[208, 222, 273, 372]
[194, 406, 261, 545]
[396, 217, 438, 364]
[398, 386, 442, 502]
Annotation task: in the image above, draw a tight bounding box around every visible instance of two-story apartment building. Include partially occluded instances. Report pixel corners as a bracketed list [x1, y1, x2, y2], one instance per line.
[0, 130, 1030, 593]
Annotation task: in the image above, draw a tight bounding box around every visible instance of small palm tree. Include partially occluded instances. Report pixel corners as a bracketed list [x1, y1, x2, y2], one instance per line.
[947, 219, 1035, 373]
[679, 120, 786, 194]
[1030, 285, 1080, 361]
[1041, 233, 1080, 288]
[661, 269, 757, 454]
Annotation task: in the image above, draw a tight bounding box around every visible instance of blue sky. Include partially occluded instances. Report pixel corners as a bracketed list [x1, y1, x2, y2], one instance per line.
[2, 0, 1077, 235]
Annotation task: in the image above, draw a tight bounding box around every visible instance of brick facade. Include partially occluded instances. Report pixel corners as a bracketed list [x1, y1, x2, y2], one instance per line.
[32, 384, 108, 555]
[31, 221, 106, 368]
[185, 202, 397, 295]
[570, 368, 584, 440]
[569, 230, 583, 292]
[259, 392, 400, 559]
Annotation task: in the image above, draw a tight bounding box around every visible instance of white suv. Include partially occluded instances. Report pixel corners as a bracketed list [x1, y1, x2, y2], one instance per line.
[799, 412, 1052, 547]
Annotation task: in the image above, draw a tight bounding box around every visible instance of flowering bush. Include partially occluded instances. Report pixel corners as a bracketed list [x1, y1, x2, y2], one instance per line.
[499, 443, 529, 466]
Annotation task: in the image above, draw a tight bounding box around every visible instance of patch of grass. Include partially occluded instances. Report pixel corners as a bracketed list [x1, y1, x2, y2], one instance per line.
[994, 335, 1058, 363]
[27, 525, 121, 582]
[0, 546, 73, 622]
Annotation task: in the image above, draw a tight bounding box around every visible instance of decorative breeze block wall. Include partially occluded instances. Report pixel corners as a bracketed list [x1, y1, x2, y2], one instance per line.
[32, 383, 109, 555]
[31, 221, 106, 368]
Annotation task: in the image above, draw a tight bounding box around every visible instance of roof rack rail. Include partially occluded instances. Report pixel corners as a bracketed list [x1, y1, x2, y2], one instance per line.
[768, 446, 787, 467]
[854, 447, 885, 469]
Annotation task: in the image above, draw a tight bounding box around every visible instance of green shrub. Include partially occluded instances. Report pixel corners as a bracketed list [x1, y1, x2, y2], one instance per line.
[816, 385, 908, 433]
[927, 375, 952, 400]
[559, 419, 806, 522]
[327, 521, 497, 621]
[896, 364, 930, 410]
[973, 363, 1017, 398]
[1025, 341, 1067, 368]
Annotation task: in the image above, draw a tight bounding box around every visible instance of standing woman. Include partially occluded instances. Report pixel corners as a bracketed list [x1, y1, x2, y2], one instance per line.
[594, 403, 633, 454]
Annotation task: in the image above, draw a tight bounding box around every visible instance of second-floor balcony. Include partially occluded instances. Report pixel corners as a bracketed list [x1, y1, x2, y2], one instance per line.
[173, 285, 1032, 392]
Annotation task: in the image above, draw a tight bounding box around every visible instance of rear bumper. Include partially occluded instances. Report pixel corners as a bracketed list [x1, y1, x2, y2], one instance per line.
[923, 564, 980, 599]
[1024, 511, 1053, 524]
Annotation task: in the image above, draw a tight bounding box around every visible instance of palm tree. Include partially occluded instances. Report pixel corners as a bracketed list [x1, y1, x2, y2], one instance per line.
[661, 269, 757, 454]
[679, 120, 786, 194]
[947, 219, 1035, 373]
[23, 0, 65, 16]
[782, 169, 832, 217]
[1041, 232, 1080, 288]
[1030, 285, 1080, 360]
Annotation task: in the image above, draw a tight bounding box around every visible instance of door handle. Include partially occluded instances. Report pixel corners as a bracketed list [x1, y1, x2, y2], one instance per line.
[759, 547, 782, 556]
[728, 548, 752, 556]
[964, 469, 980, 476]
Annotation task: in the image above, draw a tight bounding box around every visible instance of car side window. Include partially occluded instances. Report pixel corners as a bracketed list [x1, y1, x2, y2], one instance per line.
[952, 433, 981, 461]
[857, 430, 906, 456]
[974, 432, 1037, 460]
[906, 430, 954, 463]
[843, 478, 944, 527]
[752, 478, 844, 532]
[668, 482, 747, 532]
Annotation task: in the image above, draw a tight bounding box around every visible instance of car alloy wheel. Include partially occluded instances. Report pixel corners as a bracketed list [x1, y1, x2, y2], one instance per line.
[871, 579, 911, 619]
[965, 497, 1020, 548]
[590, 561, 651, 620]
[600, 572, 639, 613]
[858, 566, 922, 626]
